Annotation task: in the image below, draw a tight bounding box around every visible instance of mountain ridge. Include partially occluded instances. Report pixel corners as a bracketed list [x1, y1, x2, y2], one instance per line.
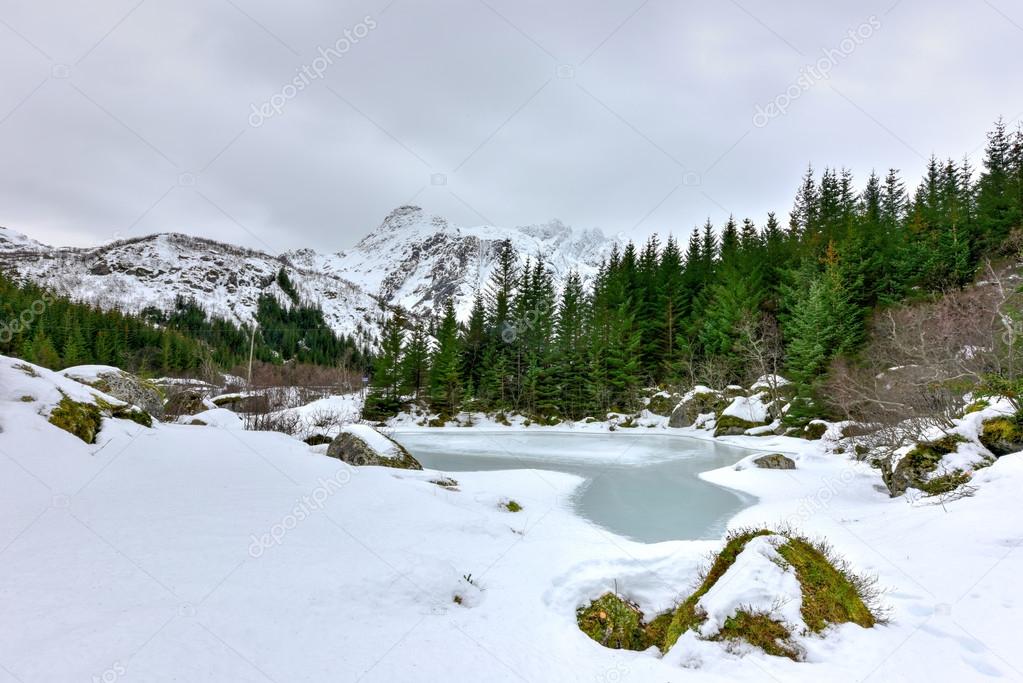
[0, 208, 616, 339]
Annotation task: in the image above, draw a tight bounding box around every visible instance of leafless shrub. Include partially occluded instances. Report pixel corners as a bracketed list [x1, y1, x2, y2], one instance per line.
[244, 409, 301, 435]
[827, 260, 1022, 449]
[736, 312, 784, 398]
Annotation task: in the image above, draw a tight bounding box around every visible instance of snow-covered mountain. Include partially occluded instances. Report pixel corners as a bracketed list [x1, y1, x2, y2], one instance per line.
[0, 229, 382, 344]
[0, 206, 616, 339]
[284, 205, 615, 320]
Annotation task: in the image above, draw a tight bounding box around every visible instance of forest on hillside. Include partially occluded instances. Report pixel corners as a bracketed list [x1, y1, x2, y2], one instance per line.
[0, 268, 370, 379]
[365, 118, 1023, 422]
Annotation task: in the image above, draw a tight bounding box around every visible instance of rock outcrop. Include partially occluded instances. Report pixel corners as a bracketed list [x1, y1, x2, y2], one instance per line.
[326, 425, 422, 470]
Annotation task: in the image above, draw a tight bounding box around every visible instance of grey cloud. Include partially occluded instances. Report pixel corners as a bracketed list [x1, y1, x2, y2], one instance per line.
[0, 0, 1021, 253]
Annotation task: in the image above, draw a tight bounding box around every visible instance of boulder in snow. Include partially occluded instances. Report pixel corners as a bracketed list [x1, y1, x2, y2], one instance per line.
[753, 453, 796, 470]
[62, 365, 165, 418]
[668, 387, 723, 428]
[326, 425, 422, 470]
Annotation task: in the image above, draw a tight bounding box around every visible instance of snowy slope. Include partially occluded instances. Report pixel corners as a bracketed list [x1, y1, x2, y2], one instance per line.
[0, 228, 382, 344]
[2, 354, 1023, 681]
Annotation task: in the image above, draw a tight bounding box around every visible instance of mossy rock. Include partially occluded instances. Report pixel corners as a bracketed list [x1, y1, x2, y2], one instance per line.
[662, 529, 878, 657]
[979, 414, 1023, 456]
[326, 430, 422, 470]
[669, 391, 724, 428]
[802, 421, 828, 440]
[164, 388, 207, 417]
[304, 434, 333, 446]
[713, 414, 758, 437]
[576, 593, 668, 651]
[646, 393, 679, 417]
[881, 434, 966, 496]
[723, 385, 747, 399]
[48, 395, 104, 444]
[662, 529, 773, 651]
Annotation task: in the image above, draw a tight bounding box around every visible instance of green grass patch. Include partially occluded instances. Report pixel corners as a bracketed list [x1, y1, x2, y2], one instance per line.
[775, 537, 876, 632]
[918, 470, 973, 496]
[48, 395, 103, 444]
[503, 500, 522, 512]
[577, 593, 669, 651]
[714, 610, 799, 660]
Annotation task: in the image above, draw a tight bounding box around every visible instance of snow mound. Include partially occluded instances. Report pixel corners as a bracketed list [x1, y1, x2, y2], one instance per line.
[721, 394, 769, 424]
[695, 535, 805, 638]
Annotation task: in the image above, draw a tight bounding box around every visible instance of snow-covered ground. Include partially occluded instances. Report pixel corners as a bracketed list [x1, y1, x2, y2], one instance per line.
[1, 355, 1022, 681]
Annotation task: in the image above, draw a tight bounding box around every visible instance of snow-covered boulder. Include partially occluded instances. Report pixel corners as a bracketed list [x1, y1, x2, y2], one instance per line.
[2, 356, 153, 444]
[326, 425, 422, 469]
[714, 393, 771, 436]
[179, 408, 245, 430]
[62, 364, 165, 418]
[644, 390, 679, 417]
[881, 434, 992, 497]
[668, 386, 723, 428]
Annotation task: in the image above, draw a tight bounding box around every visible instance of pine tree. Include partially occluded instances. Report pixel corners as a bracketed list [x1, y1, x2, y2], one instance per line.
[429, 301, 463, 415]
[781, 244, 862, 386]
[364, 312, 406, 419]
[401, 322, 430, 401]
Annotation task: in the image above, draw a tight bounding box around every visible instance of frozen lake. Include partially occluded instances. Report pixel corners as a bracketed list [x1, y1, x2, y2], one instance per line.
[391, 430, 757, 543]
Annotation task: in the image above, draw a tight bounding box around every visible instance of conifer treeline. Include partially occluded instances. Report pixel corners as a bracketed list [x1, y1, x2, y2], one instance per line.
[0, 269, 370, 376]
[365, 119, 1023, 420]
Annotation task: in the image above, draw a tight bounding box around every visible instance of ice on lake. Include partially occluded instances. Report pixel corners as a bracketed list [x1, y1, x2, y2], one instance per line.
[392, 431, 757, 543]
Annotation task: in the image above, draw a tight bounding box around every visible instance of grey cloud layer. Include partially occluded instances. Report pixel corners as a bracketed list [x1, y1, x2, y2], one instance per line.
[0, 0, 1020, 252]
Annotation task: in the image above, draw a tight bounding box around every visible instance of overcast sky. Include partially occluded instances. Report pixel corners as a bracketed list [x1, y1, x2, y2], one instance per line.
[1, 0, 1021, 254]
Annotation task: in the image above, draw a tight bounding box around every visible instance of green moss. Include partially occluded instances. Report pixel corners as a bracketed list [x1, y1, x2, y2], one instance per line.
[802, 421, 828, 440]
[918, 470, 973, 496]
[661, 529, 879, 655]
[662, 528, 773, 651]
[646, 393, 678, 416]
[577, 593, 653, 651]
[979, 414, 1023, 456]
[95, 397, 153, 428]
[503, 499, 522, 512]
[19, 395, 35, 402]
[963, 399, 990, 415]
[903, 434, 966, 469]
[714, 610, 799, 660]
[775, 537, 875, 632]
[48, 395, 103, 444]
[713, 414, 758, 437]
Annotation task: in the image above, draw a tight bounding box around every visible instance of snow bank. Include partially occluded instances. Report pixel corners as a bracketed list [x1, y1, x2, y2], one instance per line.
[3, 354, 1023, 680]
